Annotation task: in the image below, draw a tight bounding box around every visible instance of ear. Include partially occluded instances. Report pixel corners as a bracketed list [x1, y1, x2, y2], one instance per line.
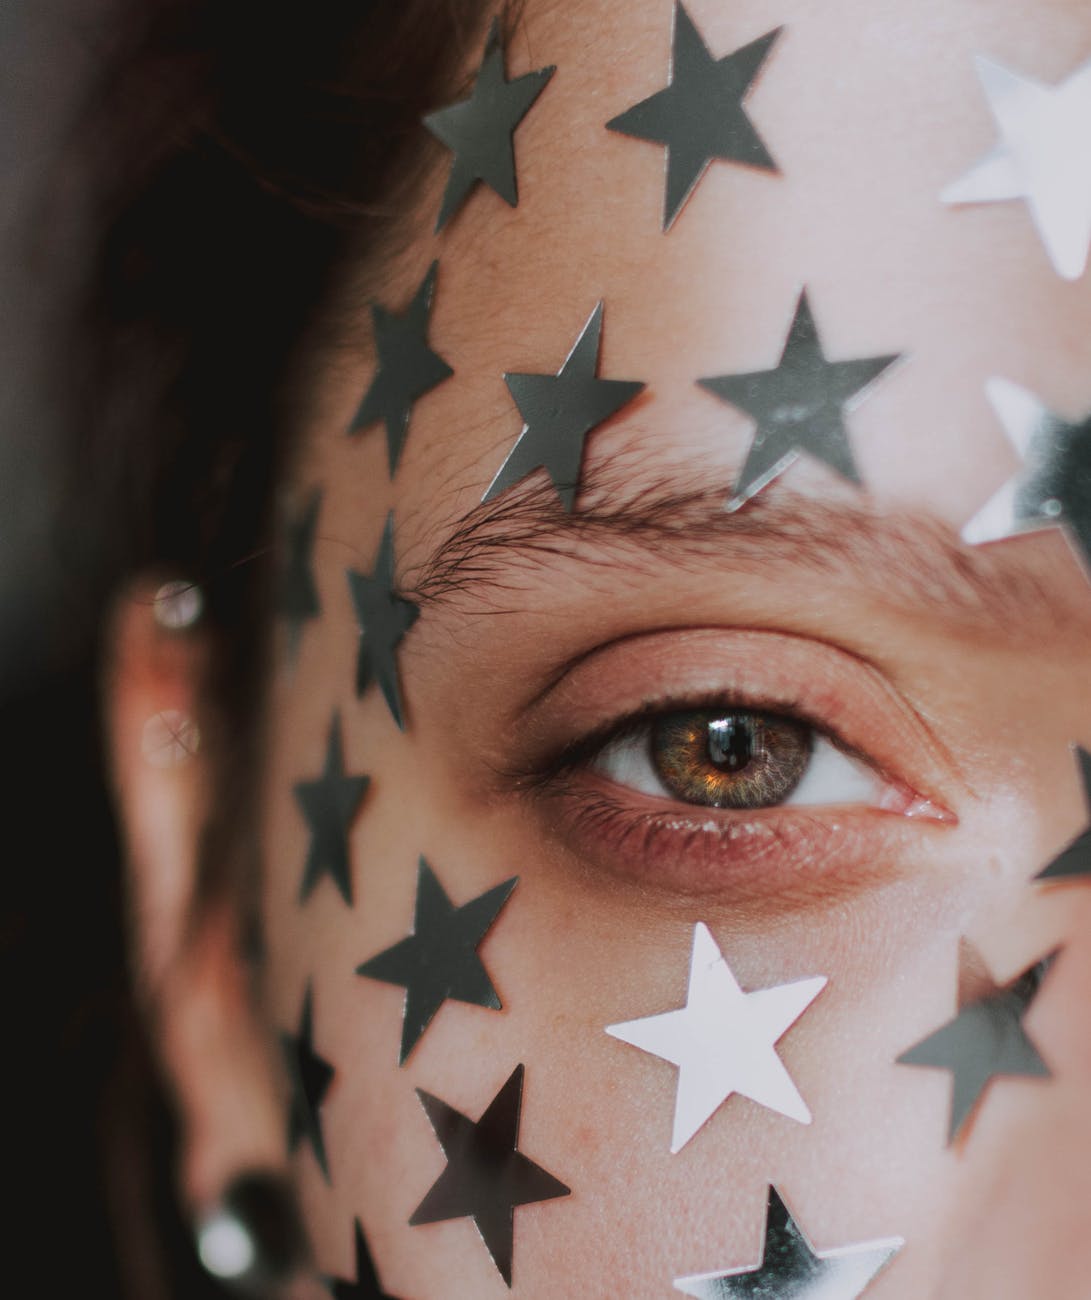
[102, 578, 286, 1211]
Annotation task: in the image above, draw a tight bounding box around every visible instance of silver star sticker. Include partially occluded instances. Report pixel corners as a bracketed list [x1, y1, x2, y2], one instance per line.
[605, 922, 826, 1153]
[942, 54, 1091, 280]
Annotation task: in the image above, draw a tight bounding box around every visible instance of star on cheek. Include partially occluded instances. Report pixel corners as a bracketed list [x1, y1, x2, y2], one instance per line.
[281, 985, 335, 1183]
[409, 1064, 571, 1287]
[674, 1185, 903, 1299]
[482, 302, 646, 513]
[423, 17, 555, 232]
[324, 1219, 399, 1300]
[897, 942, 1055, 1145]
[606, 3, 781, 230]
[293, 711, 369, 907]
[355, 858, 517, 1064]
[1036, 746, 1091, 883]
[699, 291, 902, 511]
[605, 922, 827, 1154]
[346, 513, 420, 731]
[350, 261, 453, 475]
[278, 488, 322, 660]
[942, 54, 1091, 280]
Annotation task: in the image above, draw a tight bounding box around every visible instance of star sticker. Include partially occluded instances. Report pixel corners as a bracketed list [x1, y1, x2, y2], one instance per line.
[674, 1185, 903, 1299]
[351, 262, 453, 474]
[942, 54, 1091, 280]
[409, 1064, 571, 1287]
[293, 712, 370, 907]
[482, 302, 646, 512]
[961, 377, 1091, 576]
[1036, 746, 1091, 883]
[356, 858, 517, 1064]
[897, 942, 1054, 1144]
[278, 489, 321, 661]
[699, 290, 902, 510]
[605, 922, 826, 1153]
[424, 18, 555, 232]
[346, 513, 420, 731]
[325, 1218, 399, 1300]
[281, 984, 335, 1183]
[606, 4, 781, 230]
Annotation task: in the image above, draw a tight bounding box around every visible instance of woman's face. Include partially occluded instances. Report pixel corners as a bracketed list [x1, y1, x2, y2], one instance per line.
[261, 0, 1091, 1293]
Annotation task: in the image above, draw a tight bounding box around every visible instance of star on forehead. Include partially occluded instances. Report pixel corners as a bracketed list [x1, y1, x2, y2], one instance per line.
[424, 17, 555, 232]
[897, 941, 1055, 1144]
[605, 922, 826, 1153]
[346, 513, 419, 731]
[278, 488, 322, 662]
[1036, 746, 1091, 883]
[324, 1219, 399, 1299]
[699, 291, 902, 510]
[674, 1185, 903, 1299]
[351, 261, 453, 474]
[483, 302, 645, 512]
[281, 984, 335, 1183]
[293, 712, 369, 907]
[961, 377, 1091, 578]
[942, 53, 1091, 280]
[606, 3, 781, 230]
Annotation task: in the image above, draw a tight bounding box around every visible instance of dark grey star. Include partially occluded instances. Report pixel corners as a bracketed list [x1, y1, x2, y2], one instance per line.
[356, 858, 517, 1065]
[346, 513, 419, 731]
[483, 302, 645, 512]
[674, 1186, 902, 1298]
[278, 489, 322, 661]
[325, 1218, 399, 1300]
[607, 4, 781, 230]
[293, 712, 369, 907]
[424, 18, 555, 232]
[281, 984, 335, 1183]
[351, 262, 453, 474]
[897, 944, 1055, 1144]
[1037, 746, 1091, 882]
[409, 1064, 571, 1287]
[699, 290, 902, 510]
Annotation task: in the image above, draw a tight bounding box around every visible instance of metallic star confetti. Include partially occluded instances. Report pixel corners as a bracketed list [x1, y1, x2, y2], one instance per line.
[605, 922, 826, 1153]
[699, 291, 902, 511]
[293, 711, 370, 907]
[409, 1064, 570, 1287]
[897, 941, 1054, 1144]
[961, 377, 1091, 576]
[424, 17, 555, 232]
[607, 4, 781, 230]
[351, 262, 453, 474]
[942, 53, 1091, 280]
[281, 984, 335, 1183]
[482, 302, 646, 512]
[325, 1218, 399, 1300]
[356, 858, 517, 1065]
[1036, 746, 1091, 883]
[278, 489, 322, 662]
[346, 513, 420, 731]
[674, 1185, 903, 1299]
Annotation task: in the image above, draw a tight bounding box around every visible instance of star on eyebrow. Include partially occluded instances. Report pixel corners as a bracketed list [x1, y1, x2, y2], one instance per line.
[606, 3, 781, 230]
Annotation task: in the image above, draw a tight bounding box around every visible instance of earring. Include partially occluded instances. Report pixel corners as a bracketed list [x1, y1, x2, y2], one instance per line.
[153, 579, 204, 631]
[194, 1171, 311, 1294]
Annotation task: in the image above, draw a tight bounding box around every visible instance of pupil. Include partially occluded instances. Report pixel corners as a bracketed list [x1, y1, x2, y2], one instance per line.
[706, 715, 756, 773]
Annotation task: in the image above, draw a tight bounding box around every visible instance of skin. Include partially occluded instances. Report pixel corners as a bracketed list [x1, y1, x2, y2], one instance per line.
[109, 0, 1091, 1296]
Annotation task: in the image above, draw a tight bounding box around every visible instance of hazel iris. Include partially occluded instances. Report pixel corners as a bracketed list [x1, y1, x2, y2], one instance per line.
[650, 709, 812, 809]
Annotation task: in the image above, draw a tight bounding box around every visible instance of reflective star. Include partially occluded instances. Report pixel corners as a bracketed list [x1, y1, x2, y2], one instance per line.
[961, 377, 1091, 576]
[1037, 746, 1091, 883]
[293, 712, 369, 906]
[409, 1064, 571, 1287]
[356, 858, 517, 1064]
[278, 488, 321, 662]
[607, 4, 780, 230]
[942, 54, 1091, 280]
[674, 1185, 903, 1299]
[605, 922, 826, 1153]
[483, 302, 645, 512]
[346, 513, 420, 731]
[699, 291, 902, 510]
[325, 1218, 398, 1300]
[281, 985, 335, 1183]
[424, 18, 555, 231]
[897, 942, 1054, 1144]
[351, 261, 453, 474]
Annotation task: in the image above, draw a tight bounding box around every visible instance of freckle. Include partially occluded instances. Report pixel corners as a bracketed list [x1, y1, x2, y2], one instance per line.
[574, 1124, 600, 1153]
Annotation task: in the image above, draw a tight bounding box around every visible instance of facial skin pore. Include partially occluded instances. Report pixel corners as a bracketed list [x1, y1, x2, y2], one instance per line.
[260, 0, 1091, 1294]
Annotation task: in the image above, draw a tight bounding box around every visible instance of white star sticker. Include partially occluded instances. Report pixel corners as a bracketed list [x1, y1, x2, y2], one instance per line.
[942, 54, 1091, 280]
[605, 923, 826, 1153]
